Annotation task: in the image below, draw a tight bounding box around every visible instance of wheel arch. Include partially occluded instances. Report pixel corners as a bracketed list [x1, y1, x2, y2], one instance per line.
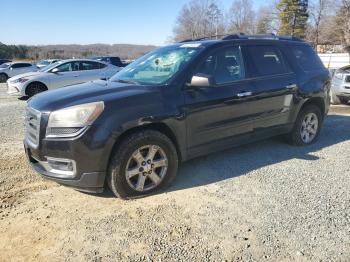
[0, 72, 8, 77]
[109, 122, 183, 165]
[300, 97, 326, 120]
[25, 81, 48, 96]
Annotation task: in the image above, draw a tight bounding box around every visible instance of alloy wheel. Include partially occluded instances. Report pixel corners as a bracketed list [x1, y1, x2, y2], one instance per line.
[125, 145, 168, 192]
[300, 112, 319, 143]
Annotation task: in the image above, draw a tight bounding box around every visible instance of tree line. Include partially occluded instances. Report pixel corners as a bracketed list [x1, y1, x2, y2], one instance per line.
[173, 0, 350, 52]
[0, 43, 156, 61]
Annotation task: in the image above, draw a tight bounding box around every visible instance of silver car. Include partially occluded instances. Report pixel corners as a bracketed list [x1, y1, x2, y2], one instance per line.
[0, 62, 38, 83]
[330, 65, 350, 105]
[7, 59, 121, 97]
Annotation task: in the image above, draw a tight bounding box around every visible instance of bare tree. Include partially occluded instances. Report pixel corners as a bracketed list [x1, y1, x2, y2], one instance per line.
[228, 0, 256, 34]
[255, 5, 277, 34]
[207, 3, 225, 38]
[308, 0, 330, 47]
[339, 0, 350, 51]
[173, 0, 225, 41]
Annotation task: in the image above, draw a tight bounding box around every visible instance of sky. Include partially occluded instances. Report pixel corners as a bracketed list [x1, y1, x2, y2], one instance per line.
[2, 0, 266, 46]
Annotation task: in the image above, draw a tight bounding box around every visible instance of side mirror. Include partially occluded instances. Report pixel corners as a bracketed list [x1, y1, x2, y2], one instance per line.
[51, 68, 59, 73]
[188, 73, 215, 88]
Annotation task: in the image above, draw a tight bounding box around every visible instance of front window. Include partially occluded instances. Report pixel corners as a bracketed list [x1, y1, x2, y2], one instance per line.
[40, 61, 61, 72]
[110, 45, 202, 85]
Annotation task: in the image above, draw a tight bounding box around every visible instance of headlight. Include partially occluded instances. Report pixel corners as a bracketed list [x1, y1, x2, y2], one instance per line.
[11, 78, 29, 84]
[46, 101, 104, 137]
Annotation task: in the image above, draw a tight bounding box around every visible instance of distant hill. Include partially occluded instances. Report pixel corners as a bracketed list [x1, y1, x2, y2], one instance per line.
[28, 44, 157, 60]
[0, 42, 157, 60]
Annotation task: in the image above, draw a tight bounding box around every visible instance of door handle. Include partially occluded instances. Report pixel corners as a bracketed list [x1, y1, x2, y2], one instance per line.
[237, 91, 252, 97]
[285, 84, 297, 89]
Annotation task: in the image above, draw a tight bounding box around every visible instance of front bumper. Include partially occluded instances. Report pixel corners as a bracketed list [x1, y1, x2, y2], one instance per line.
[331, 81, 350, 97]
[23, 124, 116, 193]
[6, 81, 24, 96]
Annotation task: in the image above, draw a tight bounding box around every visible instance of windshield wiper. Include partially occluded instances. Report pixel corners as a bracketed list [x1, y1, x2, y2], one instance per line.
[113, 79, 139, 85]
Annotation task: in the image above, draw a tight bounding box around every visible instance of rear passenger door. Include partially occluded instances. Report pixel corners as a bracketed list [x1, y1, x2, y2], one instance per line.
[243, 44, 297, 132]
[79, 61, 107, 82]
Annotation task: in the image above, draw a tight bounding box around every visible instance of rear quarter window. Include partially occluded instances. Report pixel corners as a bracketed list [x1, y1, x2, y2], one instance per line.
[246, 45, 290, 77]
[289, 45, 324, 71]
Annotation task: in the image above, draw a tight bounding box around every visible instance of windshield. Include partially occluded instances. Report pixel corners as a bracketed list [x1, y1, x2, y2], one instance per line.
[37, 60, 50, 65]
[39, 61, 61, 72]
[110, 45, 202, 85]
[0, 63, 10, 69]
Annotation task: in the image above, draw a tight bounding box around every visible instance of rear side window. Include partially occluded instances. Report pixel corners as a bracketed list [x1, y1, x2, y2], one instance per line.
[80, 61, 105, 70]
[289, 45, 324, 71]
[246, 46, 289, 77]
[12, 63, 32, 68]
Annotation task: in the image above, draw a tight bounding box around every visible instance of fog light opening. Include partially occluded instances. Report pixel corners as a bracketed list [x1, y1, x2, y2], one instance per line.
[45, 157, 76, 178]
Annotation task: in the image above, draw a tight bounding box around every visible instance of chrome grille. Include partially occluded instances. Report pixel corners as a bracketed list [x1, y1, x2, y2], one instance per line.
[25, 107, 41, 148]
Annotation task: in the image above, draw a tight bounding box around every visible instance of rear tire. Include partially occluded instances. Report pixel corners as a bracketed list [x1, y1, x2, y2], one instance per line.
[0, 73, 8, 83]
[287, 105, 322, 146]
[107, 130, 178, 199]
[26, 82, 47, 97]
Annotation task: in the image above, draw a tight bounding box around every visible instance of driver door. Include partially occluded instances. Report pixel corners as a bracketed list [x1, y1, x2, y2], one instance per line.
[183, 45, 257, 155]
[50, 61, 82, 89]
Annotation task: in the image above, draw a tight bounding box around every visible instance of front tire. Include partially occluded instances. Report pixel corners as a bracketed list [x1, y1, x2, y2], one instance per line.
[107, 130, 178, 199]
[26, 82, 47, 97]
[287, 105, 322, 146]
[0, 73, 8, 83]
[339, 97, 349, 105]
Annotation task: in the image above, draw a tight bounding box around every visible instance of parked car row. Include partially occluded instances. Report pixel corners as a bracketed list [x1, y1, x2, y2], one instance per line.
[6, 59, 121, 97]
[0, 62, 38, 82]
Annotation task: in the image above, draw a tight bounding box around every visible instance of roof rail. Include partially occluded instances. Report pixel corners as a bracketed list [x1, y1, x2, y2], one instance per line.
[179, 33, 302, 43]
[179, 34, 232, 43]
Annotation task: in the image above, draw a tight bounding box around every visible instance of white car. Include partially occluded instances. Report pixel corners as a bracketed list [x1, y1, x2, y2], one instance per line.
[7, 59, 121, 97]
[330, 65, 350, 105]
[0, 62, 38, 83]
[36, 59, 60, 69]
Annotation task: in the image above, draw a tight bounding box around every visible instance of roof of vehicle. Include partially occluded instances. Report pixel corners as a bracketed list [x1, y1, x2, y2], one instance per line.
[337, 65, 350, 73]
[9, 61, 34, 65]
[54, 58, 110, 64]
[174, 33, 308, 47]
[38, 59, 59, 62]
[92, 56, 121, 59]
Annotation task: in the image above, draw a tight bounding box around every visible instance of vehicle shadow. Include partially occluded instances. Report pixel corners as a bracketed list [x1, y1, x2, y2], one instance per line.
[168, 114, 350, 193]
[96, 114, 350, 198]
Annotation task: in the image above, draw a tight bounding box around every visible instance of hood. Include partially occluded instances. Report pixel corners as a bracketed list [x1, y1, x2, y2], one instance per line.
[9, 71, 43, 81]
[28, 80, 156, 112]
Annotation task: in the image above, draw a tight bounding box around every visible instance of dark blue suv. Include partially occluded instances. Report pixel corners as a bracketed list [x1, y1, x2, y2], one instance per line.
[24, 34, 330, 199]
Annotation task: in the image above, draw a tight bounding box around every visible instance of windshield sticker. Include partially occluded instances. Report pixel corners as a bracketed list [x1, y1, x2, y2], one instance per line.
[180, 43, 201, 48]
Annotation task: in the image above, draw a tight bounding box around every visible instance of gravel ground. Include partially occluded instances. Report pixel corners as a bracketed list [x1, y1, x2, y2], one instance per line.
[0, 83, 350, 261]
